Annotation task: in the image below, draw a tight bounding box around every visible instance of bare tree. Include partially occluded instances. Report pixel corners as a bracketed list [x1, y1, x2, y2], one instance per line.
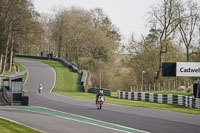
[178, 0, 200, 61]
[149, 0, 182, 80]
[90, 8, 121, 45]
[47, 7, 121, 88]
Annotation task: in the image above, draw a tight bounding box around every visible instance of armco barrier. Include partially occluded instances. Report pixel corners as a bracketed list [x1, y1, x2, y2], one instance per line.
[16, 55, 87, 91]
[117, 90, 200, 109]
[16, 55, 79, 72]
[88, 88, 111, 96]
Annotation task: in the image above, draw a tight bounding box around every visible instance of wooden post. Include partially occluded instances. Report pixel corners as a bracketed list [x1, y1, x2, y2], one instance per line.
[149, 84, 151, 92]
[164, 82, 165, 91]
[174, 81, 176, 91]
[159, 83, 161, 92]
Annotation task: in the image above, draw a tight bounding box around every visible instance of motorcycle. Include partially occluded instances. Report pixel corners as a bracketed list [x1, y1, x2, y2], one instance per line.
[38, 86, 43, 93]
[97, 96, 104, 109]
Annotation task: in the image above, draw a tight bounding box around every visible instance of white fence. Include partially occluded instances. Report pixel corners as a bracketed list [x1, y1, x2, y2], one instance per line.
[130, 81, 193, 92]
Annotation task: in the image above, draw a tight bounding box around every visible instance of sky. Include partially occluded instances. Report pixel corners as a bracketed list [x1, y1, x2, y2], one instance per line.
[32, 0, 199, 41]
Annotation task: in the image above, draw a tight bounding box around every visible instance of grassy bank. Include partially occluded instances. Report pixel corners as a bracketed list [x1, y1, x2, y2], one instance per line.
[0, 118, 40, 133]
[15, 62, 27, 83]
[152, 91, 193, 96]
[16, 57, 200, 115]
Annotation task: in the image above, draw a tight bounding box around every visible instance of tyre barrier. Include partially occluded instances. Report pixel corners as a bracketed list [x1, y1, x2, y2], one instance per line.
[117, 90, 200, 109]
[88, 88, 111, 96]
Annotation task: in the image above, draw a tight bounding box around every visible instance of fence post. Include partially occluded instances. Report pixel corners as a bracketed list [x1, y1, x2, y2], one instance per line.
[164, 82, 165, 91]
[168, 82, 170, 91]
[158, 83, 161, 91]
[174, 81, 176, 91]
[149, 84, 151, 92]
[145, 84, 147, 92]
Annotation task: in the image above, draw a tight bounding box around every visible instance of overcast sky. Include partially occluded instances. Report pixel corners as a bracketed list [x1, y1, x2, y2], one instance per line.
[32, 0, 199, 41]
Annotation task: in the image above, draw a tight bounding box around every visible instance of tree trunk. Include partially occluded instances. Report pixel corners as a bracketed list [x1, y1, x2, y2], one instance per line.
[0, 54, 3, 74]
[186, 46, 189, 62]
[155, 43, 163, 80]
[1, 33, 11, 74]
[8, 39, 14, 72]
[75, 46, 80, 69]
[58, 36, 62, 58]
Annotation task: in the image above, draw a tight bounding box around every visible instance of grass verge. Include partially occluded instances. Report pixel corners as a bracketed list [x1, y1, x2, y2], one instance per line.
[152, 91, 193, 96]
[56, 91, 200, 115]
[0, 118, 40, 133]
[16, 57, 200, 115]
[15, 62, 27, 83]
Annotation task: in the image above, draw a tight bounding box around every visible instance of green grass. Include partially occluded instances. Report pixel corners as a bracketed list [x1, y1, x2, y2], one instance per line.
[0, 118, 40, 133]
[56, 91, 200, 115]
[15, 63, 27, 83]
[3, 69, 15, 75]
[150, 91, 193, 96]
[16, 57, 82, 92]
[16, 57, 200, 115]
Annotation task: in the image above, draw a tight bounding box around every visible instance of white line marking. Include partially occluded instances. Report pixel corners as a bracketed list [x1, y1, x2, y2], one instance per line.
[49, 65, 56, 93]
[17, 59, 150, 133]
[19, 106, 150, 133]
[20, 63, 29, 85]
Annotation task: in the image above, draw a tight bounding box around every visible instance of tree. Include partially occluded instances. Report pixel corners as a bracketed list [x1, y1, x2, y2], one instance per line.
[127, 28, 184, 84]
[178, 0, 200, 61]
[90, 8, 121, 46]
[46, 7, 121, 88]
[0, 0, 41, 74]
[51, 8, 67, 58]
[148, 0, 182, 80]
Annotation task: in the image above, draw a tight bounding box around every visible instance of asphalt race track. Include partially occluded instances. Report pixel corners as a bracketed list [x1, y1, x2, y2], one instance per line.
[1, 59, 200, 133]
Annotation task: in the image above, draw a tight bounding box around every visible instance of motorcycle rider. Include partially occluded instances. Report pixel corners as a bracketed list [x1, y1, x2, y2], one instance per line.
[38, 84, 43, 93]
[96, 90, 105, 104]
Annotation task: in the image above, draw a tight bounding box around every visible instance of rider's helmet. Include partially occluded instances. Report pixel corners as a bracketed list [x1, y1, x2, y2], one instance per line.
[39, 84, 43, 87]
[99, 90, 104, 94]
